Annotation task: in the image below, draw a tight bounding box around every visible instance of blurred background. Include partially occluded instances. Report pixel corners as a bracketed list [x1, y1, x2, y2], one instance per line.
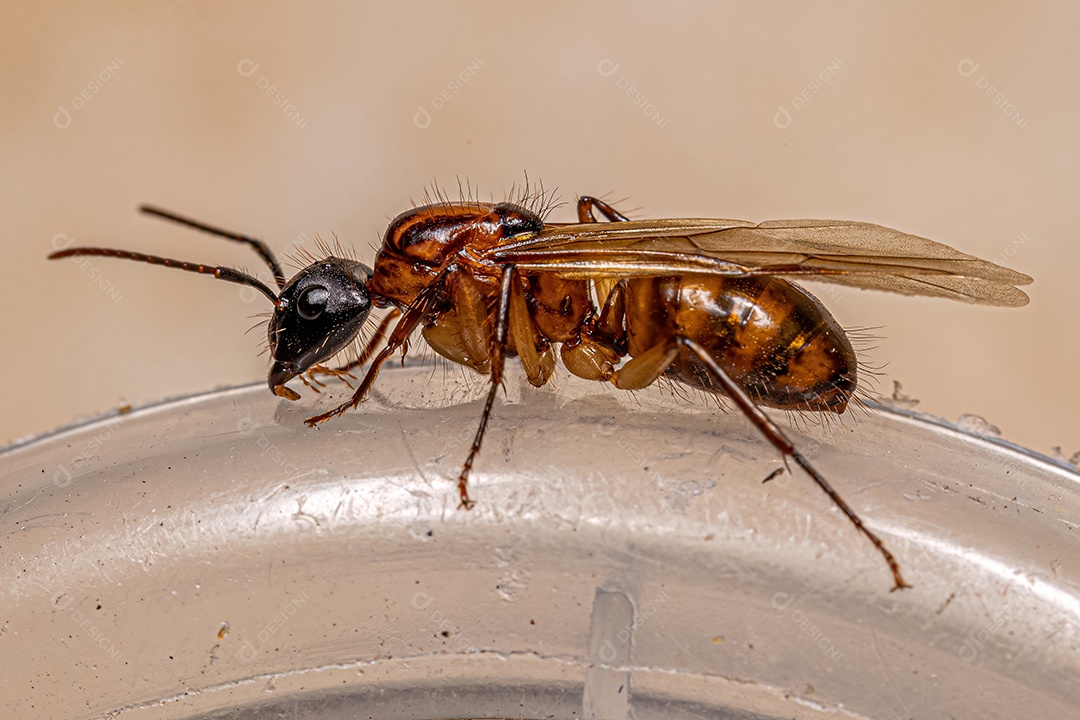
[1, 1, 1076, 458]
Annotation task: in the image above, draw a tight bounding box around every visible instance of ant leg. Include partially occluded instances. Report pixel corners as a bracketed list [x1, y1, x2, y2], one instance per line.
[303, 301, 431, 427]
[609, 338, 679, 390]
[318, 309, 401, 379]
[676, 336, 910, 591]
[594, 279, 628, 347]
[561, 280, 627, 382]
[298, 371, 326, 394]
[456, 264, 516, 509]
[358, 311, 401, 365]
[575, 199, 631, 343]
[508, 272, 556, 387]
[577, 196, 631, 223]
[303, 365, 357, 391]
[265, 305, 401, 404]
[303, 346, 395, 427]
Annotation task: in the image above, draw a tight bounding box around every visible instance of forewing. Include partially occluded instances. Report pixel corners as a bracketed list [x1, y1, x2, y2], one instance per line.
[490, 219, 1032, 306]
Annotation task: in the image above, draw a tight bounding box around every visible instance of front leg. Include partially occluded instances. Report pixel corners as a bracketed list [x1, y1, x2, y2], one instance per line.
[324, 309, 402, 377]
[304, 291, 435, 427]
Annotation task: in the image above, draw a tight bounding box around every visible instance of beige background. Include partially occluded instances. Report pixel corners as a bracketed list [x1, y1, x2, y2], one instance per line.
[1, 1, 1076, 457]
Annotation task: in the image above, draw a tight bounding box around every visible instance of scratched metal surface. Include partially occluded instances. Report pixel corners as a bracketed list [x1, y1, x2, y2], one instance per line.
[1, 362, 1078, 719]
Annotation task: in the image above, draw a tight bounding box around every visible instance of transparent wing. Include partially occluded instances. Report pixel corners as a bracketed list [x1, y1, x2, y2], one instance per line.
[488, 218, 1033, 306]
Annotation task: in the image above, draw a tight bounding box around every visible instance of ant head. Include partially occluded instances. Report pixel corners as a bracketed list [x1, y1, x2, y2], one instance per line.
[267, 258, 373, 399]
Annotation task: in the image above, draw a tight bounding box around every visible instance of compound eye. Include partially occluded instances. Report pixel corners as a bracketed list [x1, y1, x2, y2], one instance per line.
[297, 285, 329, 320]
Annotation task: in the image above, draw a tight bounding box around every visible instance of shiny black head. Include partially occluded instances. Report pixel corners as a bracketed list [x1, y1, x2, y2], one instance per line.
[267, 258, 373, 399]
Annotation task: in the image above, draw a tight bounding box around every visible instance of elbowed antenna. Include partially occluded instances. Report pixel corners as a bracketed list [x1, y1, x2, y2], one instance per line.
[139, 205, 287, 290]
[47, 247, 279, 305]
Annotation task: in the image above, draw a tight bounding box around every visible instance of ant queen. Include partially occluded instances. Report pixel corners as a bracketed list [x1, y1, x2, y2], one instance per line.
[50, 184, 1032, 590]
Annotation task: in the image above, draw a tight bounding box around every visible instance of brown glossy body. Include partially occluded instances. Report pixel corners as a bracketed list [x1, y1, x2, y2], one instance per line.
[625, 276, 855, 413]
[365, 199, 856, 417]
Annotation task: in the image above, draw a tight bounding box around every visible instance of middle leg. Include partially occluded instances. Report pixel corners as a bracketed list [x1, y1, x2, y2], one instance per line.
[455, 264, 516, 509]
